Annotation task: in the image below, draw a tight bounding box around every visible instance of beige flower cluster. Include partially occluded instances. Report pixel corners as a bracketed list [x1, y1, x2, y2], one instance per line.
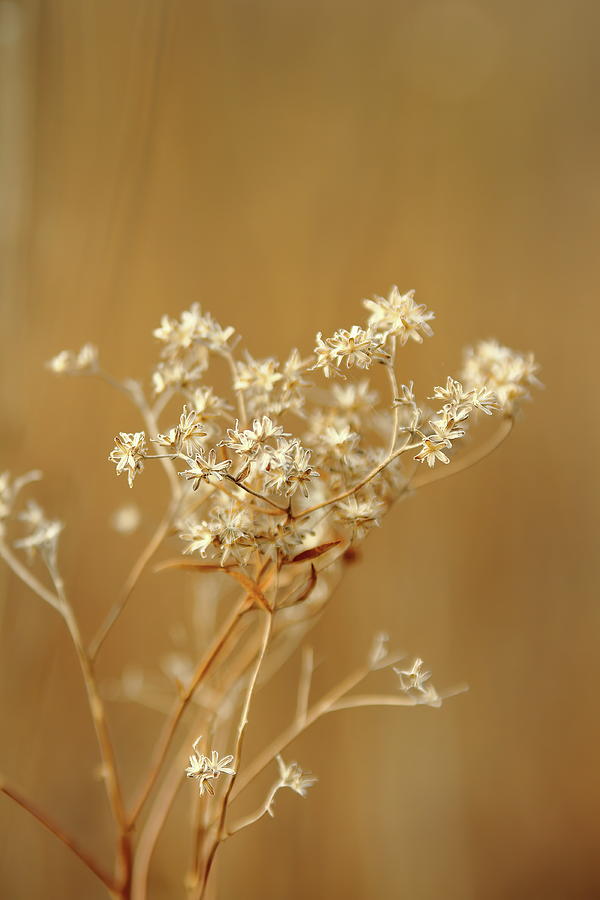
[98, 287, 539, 571]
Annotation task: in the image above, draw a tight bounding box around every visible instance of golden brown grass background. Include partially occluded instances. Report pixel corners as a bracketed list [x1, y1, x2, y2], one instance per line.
[0, 1, 597, 897]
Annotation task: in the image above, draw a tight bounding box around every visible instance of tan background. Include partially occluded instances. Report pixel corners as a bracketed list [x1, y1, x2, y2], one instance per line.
[0, 1, 597, 898]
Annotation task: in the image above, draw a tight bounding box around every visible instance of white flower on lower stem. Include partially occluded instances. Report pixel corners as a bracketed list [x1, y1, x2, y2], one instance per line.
[185, 737, 236, 797]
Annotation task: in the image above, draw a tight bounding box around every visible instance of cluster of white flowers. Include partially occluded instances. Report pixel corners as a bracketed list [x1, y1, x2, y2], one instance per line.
[47, 343, 98, 375]
[98, 289, 540, 564]
[461, 340, 542, 414]
[185, 737, 236, 796]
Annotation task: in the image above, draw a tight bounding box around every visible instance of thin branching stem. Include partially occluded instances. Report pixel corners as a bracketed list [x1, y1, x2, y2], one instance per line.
[0, 541, 61, 611]
[385, 338, 400, 456]
[413, 415, 514, 489]
[196, 610, 273, 900]
[294, 441, 421, 520]
[223, 474, 287, 514]
[89, 495, 180, 660]
[0, 778, 117, 892]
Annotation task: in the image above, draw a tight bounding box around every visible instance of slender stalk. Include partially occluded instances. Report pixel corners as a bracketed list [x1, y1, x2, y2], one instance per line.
[413, 415, 514, 489]
[54, 583, 131, 890]
[0, 541, 61, 611]
[89, 497, 179, 660]
[220, 351, 247, 425]
[385, 338, 400, 456]
[196, 611, 273, 900]
[130, 744, 187, 900]
[225, 782, 279, 837]
[295, 646, 314, 724]
[0, 779, 117, 893]
[294, 441, 421, 520]
[223, 474, 287, 514]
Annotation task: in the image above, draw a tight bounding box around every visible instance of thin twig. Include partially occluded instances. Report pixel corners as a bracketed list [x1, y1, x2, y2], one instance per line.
[89, 496, 179, 660]
[0, 541, 61, 611]
[413, 415, 514, 489]
[0, 779, 117, 892]
[295, 646, 314, 725]
[196, 610, 273, 899]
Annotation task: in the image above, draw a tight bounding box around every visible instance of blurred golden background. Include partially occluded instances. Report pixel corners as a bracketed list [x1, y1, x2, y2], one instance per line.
[0, 0, 597, 897]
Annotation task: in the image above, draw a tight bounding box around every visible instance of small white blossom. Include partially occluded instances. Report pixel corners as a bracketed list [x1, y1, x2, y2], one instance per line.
[364, 286, 434, 345]
[155, 406, 207, 455]
[234, 354, 282, 393]
[109, 432, 147, 488]
[312, 326, 385, 378]
[335, 495, 383, 539]
[47, 343, 98, 375]
[220, 416, 289, 459]
[413, 437, 451, 468]
[185, 737, 236, 796]
[179, 520, 214, 557]
[179, 449, 232, 489]
[265, 439, 319, 499]
[461, 340, 541, 414]
[394, 658, 432, 693]
[275, 755, 317, 799]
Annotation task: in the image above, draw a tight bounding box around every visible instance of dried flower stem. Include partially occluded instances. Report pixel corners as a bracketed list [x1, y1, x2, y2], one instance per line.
[413, 415, 514, 489]
[219, 350, 247, 425]
[131, 739, 190, 900]
[0, 778, 116, 892]
[48, 570, 131, 891]
[385, 338, 400, 456]
[223, 474, 288, 515]
[0, 539, 61, 611]
[89, 496, 181, 660]
[294, 440, 421, 520]
[195, 610, 274, 900]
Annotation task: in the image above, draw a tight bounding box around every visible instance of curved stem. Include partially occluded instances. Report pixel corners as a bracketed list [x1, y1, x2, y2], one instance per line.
[413, 415, 514, 490]
[223, 475, 287, 515]
[220, 351, 247, 425]
[0, 779, 117, 893]
[0, 541, 60, 611]
[294, 441, 420, 521]
[89, 497, 179, 660]
[196, 611, 273, 900]
[384, 339, 400, 456]
[130, 745, 187, 900]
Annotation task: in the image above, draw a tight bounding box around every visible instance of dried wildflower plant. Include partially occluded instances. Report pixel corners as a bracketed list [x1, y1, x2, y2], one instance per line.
[0, 287, 540, 898]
